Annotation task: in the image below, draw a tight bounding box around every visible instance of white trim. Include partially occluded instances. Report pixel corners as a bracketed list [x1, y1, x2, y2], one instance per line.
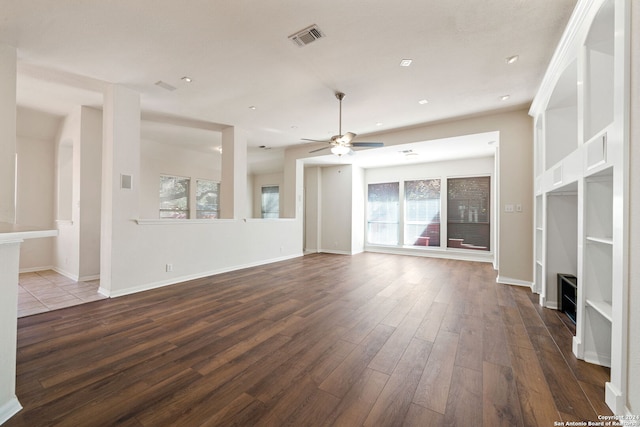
[319, 249, 352, 256]
[496, 275, 534, 289]
[366, 245, 494, 263]
[605, 382, 626, 417]
[0, 223, 57, 243]
[0, 397, 22, 425]
[104, 253, 304, 298]
[78, 274, 100, 282]
[18, 265, 54, 274]
[136, 218, 235, 225]
[529, 0, 598, 114]
[135, 218, 296, 225]
[52, 266, 79, 282]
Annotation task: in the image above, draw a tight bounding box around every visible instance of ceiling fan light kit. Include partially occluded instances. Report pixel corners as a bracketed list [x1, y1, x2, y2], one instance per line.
[304, 92, 384, 156]
[330, 145, 351, 156]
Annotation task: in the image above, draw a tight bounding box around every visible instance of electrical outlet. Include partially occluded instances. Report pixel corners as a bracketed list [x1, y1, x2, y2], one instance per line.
[166, 264, 173, 272]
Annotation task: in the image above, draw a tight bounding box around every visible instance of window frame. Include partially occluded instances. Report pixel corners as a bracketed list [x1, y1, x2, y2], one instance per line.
[261, 185, 280, 219]
[366, 182, 400, 246]
[403, 179, 441, 247]
[195, 179, 220, 219]
[159, 174, 190, 219]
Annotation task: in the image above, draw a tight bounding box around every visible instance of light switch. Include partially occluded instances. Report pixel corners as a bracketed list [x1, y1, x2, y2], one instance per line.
[505, 204, 514, 213]
[516, 204, 523, 212]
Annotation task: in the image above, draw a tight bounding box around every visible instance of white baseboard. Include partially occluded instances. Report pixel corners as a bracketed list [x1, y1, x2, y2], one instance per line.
[319, 249, 352, 255]
[51, 266, 79, 282]
[78, 274, 100, 282]
[18, 265, 54, 274]
[365, 245, 494, 263]
[105, 253, 304, 298]
[496, 275, 534, 289]
[0, 397, 22, 425]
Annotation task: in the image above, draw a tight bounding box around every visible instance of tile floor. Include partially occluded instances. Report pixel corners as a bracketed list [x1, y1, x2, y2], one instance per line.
[18, 270, 106, 318]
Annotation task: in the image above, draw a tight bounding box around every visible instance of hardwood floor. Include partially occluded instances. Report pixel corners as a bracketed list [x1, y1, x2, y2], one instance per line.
[6, 253, 611, 426]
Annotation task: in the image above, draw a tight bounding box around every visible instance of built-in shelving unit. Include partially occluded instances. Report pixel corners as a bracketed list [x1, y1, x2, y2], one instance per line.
[529, 0, 628, 414]
[581, 169, 613, 365]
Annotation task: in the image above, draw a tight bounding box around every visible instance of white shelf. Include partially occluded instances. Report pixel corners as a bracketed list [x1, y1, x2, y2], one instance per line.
[585, 236, 613, 245]
[585, 298, 613, 322]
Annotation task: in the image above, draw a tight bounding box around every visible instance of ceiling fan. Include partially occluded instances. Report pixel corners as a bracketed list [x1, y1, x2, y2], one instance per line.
[304, 92, 384, 156]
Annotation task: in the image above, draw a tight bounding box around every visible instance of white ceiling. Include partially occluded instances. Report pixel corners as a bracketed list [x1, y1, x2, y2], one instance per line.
[4, 0, 577, 171]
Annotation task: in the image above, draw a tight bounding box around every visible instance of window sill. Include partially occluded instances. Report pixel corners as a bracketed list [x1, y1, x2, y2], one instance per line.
[135, 218, 297, 225]
[365, 244, 494, 262]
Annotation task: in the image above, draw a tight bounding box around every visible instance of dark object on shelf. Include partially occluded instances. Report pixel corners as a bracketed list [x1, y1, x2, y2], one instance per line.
[558, 273, 577, 324]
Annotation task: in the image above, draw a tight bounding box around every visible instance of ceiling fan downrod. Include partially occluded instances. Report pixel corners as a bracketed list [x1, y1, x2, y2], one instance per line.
[336, 92, 345, 138]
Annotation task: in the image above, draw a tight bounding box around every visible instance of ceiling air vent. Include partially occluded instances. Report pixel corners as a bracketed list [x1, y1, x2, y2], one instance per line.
[155, 80, 177, 91]
[289, 24, 325, 47]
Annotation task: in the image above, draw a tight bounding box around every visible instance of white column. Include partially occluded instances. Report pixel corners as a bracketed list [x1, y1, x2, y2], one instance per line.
[100, 85, 140, 295]
[0, 45, 17, 223]
[220, 126, 247, 219]
[0, 240, 22, 424]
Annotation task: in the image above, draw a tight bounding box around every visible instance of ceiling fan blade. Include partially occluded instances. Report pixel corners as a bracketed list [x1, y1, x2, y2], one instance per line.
[351, 141, 384, 147]
[340, 132, 356, 144]
[309, 146, 330, 153]
[302, 138, 330, 143]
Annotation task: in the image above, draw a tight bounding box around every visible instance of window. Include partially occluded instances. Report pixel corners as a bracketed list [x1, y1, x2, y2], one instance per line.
[367, 182, 399, 245]
[405, 179, 441, 247]
[159, 175, 189, 218]
[447, 176, 490, 250]
[261, 185, 280, 218]
[196, 180, 220, 219]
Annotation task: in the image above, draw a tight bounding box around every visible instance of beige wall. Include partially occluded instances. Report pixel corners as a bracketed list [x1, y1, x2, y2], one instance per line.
[358, 108, 533, 283]
[285, 108, 533, 283]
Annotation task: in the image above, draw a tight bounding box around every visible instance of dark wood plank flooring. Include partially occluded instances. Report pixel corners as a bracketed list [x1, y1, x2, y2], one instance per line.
[6, 253, 611, 426]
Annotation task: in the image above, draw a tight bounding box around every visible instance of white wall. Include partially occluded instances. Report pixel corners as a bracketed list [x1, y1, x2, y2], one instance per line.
[627, 0, 639, 415]
[351, 166, 365, 254]
[140, 139, 221, 219]
[77, 107, 102, 279]
[54, 108, 81, 277]
[99, 90, 304, 296]
[320, 165, 354, 254]
[304, 167, 321, 252]
[16, 107, 60, 270]
[50, 107, 103, 280]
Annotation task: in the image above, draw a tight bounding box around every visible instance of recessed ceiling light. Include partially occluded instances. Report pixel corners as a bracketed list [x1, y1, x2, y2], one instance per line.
[181, 76, 193, 83]
[505, 55, 519, 64]
[418, 99, 429, 105]
[249, 106, 257, 110]
[500, 95, 510, 101]
[376, 122, 383, 126]
[400, 59, 413, 67]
